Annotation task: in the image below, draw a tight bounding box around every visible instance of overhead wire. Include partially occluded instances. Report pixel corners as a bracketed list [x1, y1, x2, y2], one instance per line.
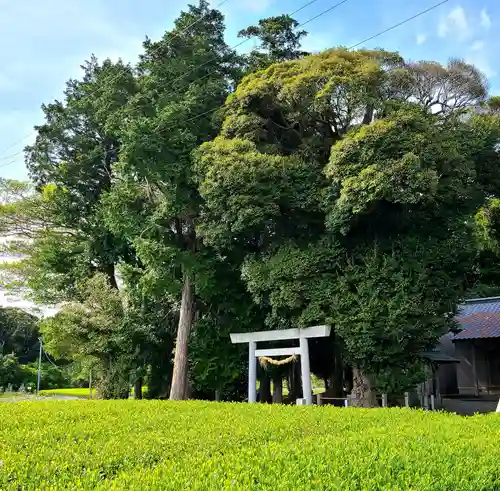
[0, 158, 23, 170]
[43, 349, 60, 369]
[0, 150, 24, 163]
[36, 336, 59, 368]
[166, 0, 352, 108]
[144, 0, 452, 135]
[0, 0, 450, 172]
[0, 0, 343, 170]
[0, 134, 35, 161]
[0, 0, 325, 164]
[167, 0, 345, 88]
[348, 0, 449, 50]
[0, 0, 231, 162]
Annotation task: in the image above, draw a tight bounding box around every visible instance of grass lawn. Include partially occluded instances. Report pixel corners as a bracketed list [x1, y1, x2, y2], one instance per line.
[1, 400, 499, 490]
[39, 388, 95, 398]
[40, 386, 148, 399]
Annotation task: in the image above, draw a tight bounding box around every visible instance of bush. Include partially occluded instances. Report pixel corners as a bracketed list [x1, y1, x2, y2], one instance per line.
[1, 401, 500, 489]
[0, 354, 24, 389]
[95, 361, 130, 399]
[22, 361, 71, 390]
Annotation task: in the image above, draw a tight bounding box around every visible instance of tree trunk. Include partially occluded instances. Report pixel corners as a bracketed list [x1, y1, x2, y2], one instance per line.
[344, 364, 353, 394]
[185, 377, 193, 400]
[362, 105, 374, 125]
[328, 346, 345, 398]
[350, 367, 377, 407]
[259, 370, 272, 403]
[288, 362, 302, 401]
[102, 262, 118, 290]
[134, 377, 143, 400]
[169, 274, 195, 400]
[272, 375, 283, 404]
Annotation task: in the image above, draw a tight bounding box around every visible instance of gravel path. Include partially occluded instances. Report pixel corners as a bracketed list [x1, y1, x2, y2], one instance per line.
[0, 394, 82, 402]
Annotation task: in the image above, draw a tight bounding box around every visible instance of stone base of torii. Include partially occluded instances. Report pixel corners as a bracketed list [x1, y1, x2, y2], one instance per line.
[230, 325, 331, 405]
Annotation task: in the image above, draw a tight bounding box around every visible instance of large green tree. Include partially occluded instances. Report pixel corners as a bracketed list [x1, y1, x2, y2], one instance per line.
[0, 307, 39, 363]
[238, 15, 309, 72]
[0, 58, 138, 303]
[103, 0, 242, 400]
[40, 274, 131, 398]
[197, 49, 495, 405]
[2, 1, 289, 401]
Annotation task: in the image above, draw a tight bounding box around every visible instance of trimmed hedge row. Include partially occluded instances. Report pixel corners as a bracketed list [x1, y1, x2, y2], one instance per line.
[1, 401, 499, 490]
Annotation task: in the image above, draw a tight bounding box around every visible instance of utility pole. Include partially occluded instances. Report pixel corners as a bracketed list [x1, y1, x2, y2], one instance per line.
[89, 369, 92, 400]
[36, 338, 42, 395]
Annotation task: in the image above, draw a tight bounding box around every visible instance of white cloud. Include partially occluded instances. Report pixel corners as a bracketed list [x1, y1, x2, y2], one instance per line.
[438, 6, 470, 40]
[469, 57, 496, 77]
[437, 21, 447, 38]
[449, 6, 469, 30]
[471, 40, 485, 51]
[466, 41, 496, 78]
[0, 0, 158, 180]
[416, 34, 427, 45]
[480, 9, 491, 29]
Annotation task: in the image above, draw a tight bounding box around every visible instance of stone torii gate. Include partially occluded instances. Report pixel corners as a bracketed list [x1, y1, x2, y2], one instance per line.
[230, 325, 331, 405]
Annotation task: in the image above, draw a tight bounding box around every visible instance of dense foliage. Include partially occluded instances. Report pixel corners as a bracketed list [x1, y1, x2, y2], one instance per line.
[1, 0, 500, 403]
[196, 48, 500, 403]
[0, 307, 39, 363]
[1, 401, 500, 489]
[0, 307, 59, 390]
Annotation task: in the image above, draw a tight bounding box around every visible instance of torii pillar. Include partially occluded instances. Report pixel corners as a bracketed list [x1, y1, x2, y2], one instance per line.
[230, 325, 331, 405]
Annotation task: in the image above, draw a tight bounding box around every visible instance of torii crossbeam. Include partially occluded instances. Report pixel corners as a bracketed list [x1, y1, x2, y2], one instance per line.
[230, 325, 331, 405]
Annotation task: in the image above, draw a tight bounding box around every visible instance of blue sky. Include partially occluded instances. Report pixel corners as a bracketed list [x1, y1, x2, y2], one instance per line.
[0, 0, 498, 181]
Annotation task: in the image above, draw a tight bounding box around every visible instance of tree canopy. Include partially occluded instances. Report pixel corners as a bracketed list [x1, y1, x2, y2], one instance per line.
[196, 48, 498, 404]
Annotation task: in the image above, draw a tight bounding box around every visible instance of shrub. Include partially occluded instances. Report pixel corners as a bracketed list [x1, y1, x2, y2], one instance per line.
[0, 354, 24, 388]
[0, 401, 499, 490]
[22, 361, 71, 390]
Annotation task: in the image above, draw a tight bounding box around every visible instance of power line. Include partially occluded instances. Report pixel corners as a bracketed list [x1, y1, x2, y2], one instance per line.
[299, 0, 351, 29]
[0, 134, 34, 159]
[0, 158, 23, 170]
[348, 0, 449, 50]
[168, 0, 348, 88]
[37, 336, 59, 368]
[43, 349, 59, 369]
[152, 0, 452, 151]
[0, 0, 450, 174]
[0, 0, 335, 171]
[0, 0, 231, 162]
[170, 0, 352, 92]
[105, 0, 452, 142]
[0, 0, 330, 164]
[0, 150, 24, 163]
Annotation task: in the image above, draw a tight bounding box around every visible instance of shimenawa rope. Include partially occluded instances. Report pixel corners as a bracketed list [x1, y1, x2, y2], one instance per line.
[258, 354, 297, 367]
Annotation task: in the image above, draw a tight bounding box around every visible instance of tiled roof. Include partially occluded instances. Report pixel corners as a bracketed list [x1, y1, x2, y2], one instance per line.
[454, 297, 500, 340]
[422, 351, 459, 363]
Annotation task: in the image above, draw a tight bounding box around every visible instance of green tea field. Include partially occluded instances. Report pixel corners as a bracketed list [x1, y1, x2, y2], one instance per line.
[1, 401, 500, 490]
